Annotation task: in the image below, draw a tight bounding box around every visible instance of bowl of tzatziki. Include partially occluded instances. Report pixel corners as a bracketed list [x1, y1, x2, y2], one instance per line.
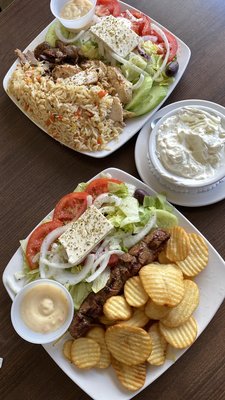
[149, 105, 225, 188]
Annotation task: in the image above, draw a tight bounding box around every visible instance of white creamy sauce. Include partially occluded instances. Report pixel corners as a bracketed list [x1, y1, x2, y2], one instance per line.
[156, 107, 225, 181]
[61, 0, 93, 20]
[21, 284, 69, 333]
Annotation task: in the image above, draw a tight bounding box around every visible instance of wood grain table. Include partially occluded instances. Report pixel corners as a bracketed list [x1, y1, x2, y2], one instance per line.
[0, 0, 225, 399]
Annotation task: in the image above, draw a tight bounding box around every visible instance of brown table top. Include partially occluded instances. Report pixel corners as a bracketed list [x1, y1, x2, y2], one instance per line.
[1, 0, 225, 399]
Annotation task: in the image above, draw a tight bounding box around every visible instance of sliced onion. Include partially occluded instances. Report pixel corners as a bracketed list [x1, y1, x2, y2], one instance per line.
[55, 26, 85, 44]
[111, 52, 149, 77]
[52, 254, 95, 285]
[132, 73, 145, 90]
[86, 253, 110, 283]
[123, 212, 156, 249]
[141, 35, 158, 43]
[87, 195, 93, 207]
[39, 225, 69, 278]
[151, 23, 170, 81]
[94, 193, 122, 208]
[88, 250, 124, 281]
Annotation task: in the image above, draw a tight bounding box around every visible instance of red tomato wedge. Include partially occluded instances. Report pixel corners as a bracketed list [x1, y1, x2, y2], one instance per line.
[86, 178, 122, 199]
[96, 0, 121, 17]
[120, 10, 151, 36]
[26, 220, 62, 270]
[53, 192, 88, 224]
[151, 29, 178, 62]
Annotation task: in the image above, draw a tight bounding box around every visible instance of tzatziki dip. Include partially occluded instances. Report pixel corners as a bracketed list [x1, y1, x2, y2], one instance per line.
[156, 107, 225, 182]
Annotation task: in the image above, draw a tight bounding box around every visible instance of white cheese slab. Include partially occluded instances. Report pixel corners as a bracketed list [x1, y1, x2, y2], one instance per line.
[90, 15, 140, 58]
[59, 205, 113, 265]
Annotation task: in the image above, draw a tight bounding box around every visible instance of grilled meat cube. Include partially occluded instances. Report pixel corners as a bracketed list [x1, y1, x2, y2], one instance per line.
[68, 228, 170, 339]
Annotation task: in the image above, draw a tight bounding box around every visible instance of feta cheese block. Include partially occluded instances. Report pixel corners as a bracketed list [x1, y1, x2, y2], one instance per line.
[90, 15, 140, 58]
[58, 205, 114, 265]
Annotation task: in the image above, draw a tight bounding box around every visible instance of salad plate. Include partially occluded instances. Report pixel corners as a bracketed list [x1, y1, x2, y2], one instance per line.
[2, 167, 225, 400]
[3, 1, 191, 158]
[135, 99, 225, 207]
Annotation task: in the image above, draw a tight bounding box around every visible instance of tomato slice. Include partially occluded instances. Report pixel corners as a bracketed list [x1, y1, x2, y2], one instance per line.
[151, 29, 178, 62]
[86, 178, 122, 199]
[96, 0, 121, 17]
[108, 254, 119, 267]
[53, 192, 88, 224]
[26, 220, 62, 270]
[120, 10, 151, 36]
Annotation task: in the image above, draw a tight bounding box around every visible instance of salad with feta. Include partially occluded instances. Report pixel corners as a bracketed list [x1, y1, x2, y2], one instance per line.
[15, 174, 178, 310]
[45, 0, 179, 116]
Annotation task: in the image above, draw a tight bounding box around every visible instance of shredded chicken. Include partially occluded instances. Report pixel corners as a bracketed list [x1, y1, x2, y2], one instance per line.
[107, 66, 133, 104]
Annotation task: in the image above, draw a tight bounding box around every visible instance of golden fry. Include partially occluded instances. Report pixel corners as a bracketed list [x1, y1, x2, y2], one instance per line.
[105, 324, 152, 366]
[112, 357, 146, 391]
[161, 280, 199, 327]
[124, 276, 149, 307]
[159, 316, 197, 349]
[103, 295, 132, 321]
[166, 226, 190, 261]
[86, 327, 111, 369]
[139, 263, 185, 307]
[71, 338, 100, 369]
[147, 323, 167, 366]
[176, 233, 208, 277]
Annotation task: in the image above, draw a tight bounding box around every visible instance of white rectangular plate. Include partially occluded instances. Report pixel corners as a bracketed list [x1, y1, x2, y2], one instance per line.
[3, 1, 191, 158]
[2, 168, 225, 400]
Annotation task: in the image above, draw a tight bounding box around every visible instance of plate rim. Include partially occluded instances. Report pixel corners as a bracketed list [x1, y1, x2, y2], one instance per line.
[135, 99, 225, 207]
[2, 166, 225, 400]
[3, 1, 191, 159]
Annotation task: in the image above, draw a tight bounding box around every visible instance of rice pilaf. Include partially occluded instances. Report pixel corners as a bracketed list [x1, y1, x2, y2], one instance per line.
[8, 62, 125, 152]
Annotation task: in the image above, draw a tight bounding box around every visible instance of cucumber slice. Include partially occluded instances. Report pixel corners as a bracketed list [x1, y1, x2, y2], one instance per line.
[126, 81, 168, 117]
[45, 22, 58, 47]
[155, 210, 178, 229]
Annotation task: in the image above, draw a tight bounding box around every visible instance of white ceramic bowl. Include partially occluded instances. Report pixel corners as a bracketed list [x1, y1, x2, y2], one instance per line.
[149, 105, 225, 189]
[50, 0, 97, 31]
[11, 279, 74, 344]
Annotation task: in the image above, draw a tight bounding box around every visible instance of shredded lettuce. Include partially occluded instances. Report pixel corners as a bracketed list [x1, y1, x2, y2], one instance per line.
[79, 40, 100, 59]
[69, 282, 92, 310]
[74, 182, 88, 192]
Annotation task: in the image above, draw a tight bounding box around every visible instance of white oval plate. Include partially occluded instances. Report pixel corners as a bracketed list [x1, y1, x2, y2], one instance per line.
[135, 99, 225, 207]
[2, 167, 225, 400]
[3, 1, 191, 158]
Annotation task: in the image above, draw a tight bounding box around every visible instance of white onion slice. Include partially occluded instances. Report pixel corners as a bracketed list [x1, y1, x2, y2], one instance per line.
[141, 35, 158, 43]
[52, 254, 95, 285]
[55, 26, 85, 44]
[151, 23, 170, 81]
[94, 193, 122, 208]
[86, 253, 110, 283]
[132, 73, 144, 90]
[86, 250, 124, 283]
[111, 52, 149, 77]
[123, 212, 156, 249]
[39, 225, 69, 278]
[87, 195, 93, 207]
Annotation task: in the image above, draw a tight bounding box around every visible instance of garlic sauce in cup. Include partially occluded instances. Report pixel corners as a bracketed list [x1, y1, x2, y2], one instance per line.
[11, 279, 74, 344]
